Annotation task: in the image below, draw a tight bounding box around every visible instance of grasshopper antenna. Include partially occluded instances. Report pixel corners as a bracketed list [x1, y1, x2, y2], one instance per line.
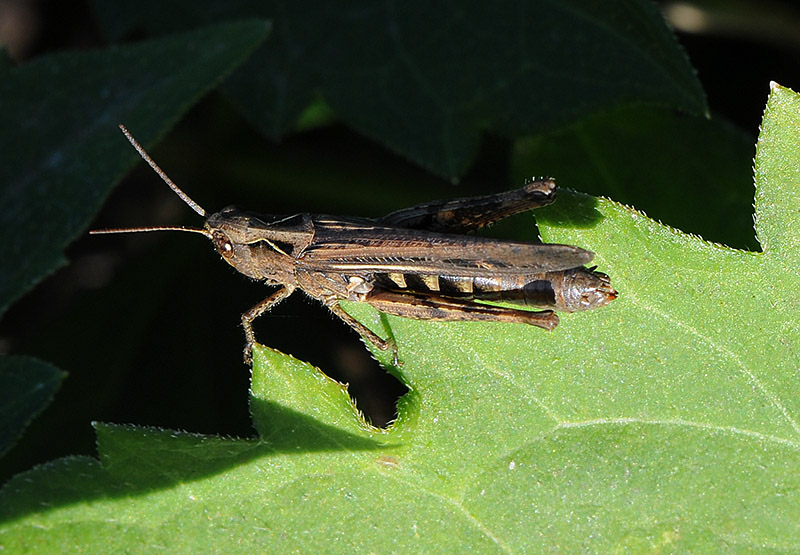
[90, 225, 211, 237]
[117, 124, 206, 217]
[90, 125, 212, 238]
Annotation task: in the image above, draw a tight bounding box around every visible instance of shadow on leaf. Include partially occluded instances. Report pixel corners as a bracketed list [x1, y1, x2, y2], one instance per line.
[251, 399, 390, 451]
[537, 189, 604, 229]
[0, 404, 391, 524]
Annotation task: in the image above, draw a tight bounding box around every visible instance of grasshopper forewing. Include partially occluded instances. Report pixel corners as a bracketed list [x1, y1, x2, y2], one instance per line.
[92, 125, 617, 363]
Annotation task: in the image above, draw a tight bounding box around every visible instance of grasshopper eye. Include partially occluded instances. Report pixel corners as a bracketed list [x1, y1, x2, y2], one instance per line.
[212, 232, 234, 255]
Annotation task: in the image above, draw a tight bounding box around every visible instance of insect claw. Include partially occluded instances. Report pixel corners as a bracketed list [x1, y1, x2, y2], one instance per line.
[391, 349, 402, 368]
[383, 337, 402, 367]
[243, 341, 254, 365]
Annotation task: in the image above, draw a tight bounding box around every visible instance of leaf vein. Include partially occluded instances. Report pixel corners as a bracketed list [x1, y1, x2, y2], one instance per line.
[557, 417, 800, 449]
[625, 289, 800, 438]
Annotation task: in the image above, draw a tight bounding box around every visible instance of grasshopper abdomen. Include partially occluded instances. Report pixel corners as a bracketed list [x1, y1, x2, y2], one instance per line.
[375, 266, 615, 312]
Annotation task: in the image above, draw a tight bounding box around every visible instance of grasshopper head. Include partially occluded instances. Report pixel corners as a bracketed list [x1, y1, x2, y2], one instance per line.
[205, 208, 310, 284]
[92, 125, 311, 289]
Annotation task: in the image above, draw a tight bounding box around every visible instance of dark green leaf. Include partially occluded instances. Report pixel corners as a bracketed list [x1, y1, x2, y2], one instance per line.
[511, 105, 758, 250]
[0, 20, 270, 315]
[94, 0, 706, 177]
[0, 357, 65, 458]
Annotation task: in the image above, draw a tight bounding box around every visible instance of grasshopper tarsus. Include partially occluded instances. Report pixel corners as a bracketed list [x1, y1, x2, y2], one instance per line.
[95, 126, 616, 363]
[243, 344, 254, 366]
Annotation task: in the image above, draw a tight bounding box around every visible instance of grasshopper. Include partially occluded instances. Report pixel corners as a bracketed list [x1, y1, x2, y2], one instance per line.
[92, 125, 617, 363]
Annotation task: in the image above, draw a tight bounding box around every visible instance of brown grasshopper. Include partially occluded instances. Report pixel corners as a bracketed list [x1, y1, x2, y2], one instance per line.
[92, 125, 617, 363]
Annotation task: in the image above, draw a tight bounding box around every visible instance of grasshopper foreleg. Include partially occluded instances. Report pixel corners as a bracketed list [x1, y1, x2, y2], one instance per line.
[242, 286, 295, 363]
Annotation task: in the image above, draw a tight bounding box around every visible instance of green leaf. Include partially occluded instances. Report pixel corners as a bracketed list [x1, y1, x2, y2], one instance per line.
[93, 0, 706, 177]
[2, 83, 799, 551]
[0, 357, 65, 458]
[0, 19, 270, 316]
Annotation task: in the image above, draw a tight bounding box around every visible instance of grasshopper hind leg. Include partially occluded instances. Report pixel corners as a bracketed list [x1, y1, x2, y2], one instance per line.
[325, 300, 394, 351]
[363, 289, 559, 330]
[377, 177, 556, 233]
[322, 289, 560, 354]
